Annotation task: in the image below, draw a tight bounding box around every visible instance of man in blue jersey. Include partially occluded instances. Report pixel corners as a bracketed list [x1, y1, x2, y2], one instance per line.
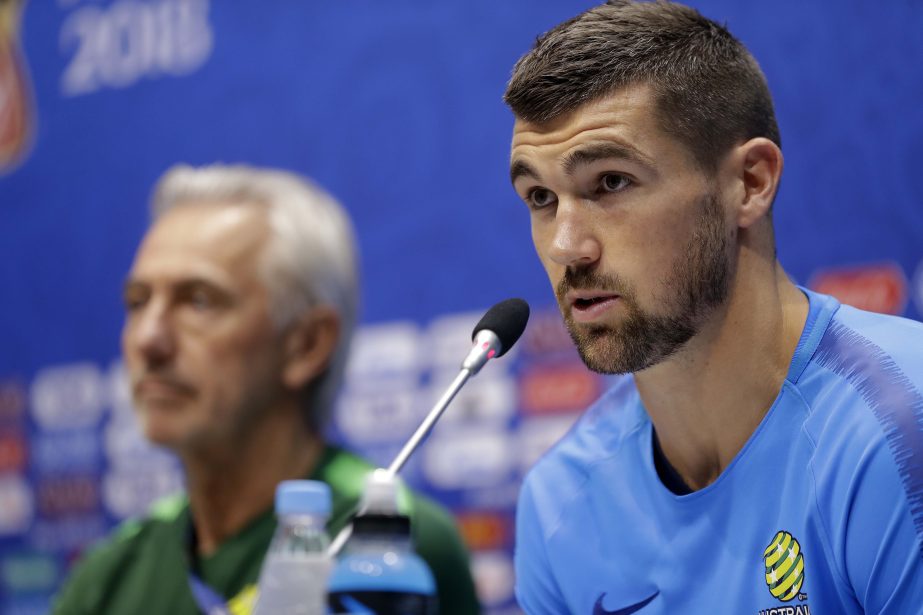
[505, 2, 923, 613]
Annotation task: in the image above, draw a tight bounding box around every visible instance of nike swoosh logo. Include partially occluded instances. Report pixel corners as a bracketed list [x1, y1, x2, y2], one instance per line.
[592, 590, 660, 615]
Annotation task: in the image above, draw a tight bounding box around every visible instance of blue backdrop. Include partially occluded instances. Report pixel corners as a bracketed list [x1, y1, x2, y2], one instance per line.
[1, 1, 922, 613]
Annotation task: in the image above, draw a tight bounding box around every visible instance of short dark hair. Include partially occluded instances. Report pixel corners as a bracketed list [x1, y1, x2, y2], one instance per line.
[504, 0, 781, 173]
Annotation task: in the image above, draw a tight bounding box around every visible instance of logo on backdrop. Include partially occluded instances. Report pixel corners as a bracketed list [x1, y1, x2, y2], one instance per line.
[520, 364, 600, 415]
[912, 260, 923, 317]
[0, 475, 33, 535]
[58, 0, 214, 97]
[0, 0, 34, 173]
[809, 262, 907, 315]
[471, 551, 516, 609]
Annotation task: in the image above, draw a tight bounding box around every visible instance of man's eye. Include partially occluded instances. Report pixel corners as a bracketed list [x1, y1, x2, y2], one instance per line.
[123, 289, 148, 312]
[600, 173, 631, 192]
[189, 289, 213, 311]
[527, 188, 557, 209]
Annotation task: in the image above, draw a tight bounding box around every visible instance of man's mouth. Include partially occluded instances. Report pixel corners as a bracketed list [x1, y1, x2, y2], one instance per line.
[134, 376, 195, 401]
[573, 296, 616, 309]
[567, 291, 621, 322]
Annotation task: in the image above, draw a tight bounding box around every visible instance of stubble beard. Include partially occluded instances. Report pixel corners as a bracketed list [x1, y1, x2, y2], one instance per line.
[557, 192, 733, 374]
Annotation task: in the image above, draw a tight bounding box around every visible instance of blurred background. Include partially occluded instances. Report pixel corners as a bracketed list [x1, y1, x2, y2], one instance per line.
[0, 1, 921, 613]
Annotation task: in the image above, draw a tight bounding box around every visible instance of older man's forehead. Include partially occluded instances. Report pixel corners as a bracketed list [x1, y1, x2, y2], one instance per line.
[130, 204, 269, 288]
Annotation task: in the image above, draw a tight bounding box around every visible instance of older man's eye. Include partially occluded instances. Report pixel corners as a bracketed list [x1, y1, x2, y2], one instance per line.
[189, 289, 214, 311]
[600, 173, 631, 192]
[122, 285, 149, 312]
[528, 188, 557, 209]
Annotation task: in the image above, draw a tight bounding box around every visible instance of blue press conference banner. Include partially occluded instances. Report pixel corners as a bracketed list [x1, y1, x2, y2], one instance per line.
[1, 1, 922, 613]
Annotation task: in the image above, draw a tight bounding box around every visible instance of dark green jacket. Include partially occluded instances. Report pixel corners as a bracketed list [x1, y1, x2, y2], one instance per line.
[53, 446, 480, 615]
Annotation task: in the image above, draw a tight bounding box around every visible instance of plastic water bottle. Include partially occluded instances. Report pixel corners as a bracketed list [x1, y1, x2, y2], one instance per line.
[253, 480, 332, 615]
[328, 470, 437, 614]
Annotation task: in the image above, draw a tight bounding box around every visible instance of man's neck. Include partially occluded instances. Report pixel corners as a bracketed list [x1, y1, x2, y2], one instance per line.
[180, 410, 324, 557]
[635, 257, 809, 492]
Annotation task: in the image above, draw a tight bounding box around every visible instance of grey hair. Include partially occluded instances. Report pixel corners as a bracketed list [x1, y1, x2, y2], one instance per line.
[151, 164, 360, 432]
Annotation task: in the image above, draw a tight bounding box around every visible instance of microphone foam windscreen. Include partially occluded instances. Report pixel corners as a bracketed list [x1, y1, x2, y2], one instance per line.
[472, 298, 530, 357]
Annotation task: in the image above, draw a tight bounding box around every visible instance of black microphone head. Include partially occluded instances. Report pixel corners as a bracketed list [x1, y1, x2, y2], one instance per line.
[472, 298, 530, 357]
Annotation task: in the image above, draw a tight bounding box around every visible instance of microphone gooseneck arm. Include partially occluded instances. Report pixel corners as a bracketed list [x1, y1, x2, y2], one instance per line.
[386, 329, 501, 478]
[327, 301, 528, 557]
[387, 369, 470, 478]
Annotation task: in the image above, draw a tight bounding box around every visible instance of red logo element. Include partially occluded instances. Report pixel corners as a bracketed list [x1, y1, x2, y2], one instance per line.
[809, 263, 908, 315]
[37, 475, 99, 518]
[520, 308, 579, 357]
[0, 433, 26, 471]
[520, 365, 601, 415]
[0, 0, 33, 172]
[0, 379, 26, 420]
[456, 512, 510, 551]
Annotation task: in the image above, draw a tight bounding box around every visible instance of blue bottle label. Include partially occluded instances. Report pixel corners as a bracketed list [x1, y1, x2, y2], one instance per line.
[328, 590, 437, 614]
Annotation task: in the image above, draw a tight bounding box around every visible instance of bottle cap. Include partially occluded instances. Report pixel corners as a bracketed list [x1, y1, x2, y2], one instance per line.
[360, 469, 401, 515]
[275, 480, 331, 516]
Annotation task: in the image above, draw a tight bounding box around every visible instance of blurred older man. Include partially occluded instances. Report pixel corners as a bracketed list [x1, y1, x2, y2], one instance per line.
[54, 165, 480, 614]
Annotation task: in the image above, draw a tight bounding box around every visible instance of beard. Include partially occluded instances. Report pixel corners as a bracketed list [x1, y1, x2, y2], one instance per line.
[556, 192, 733, 374]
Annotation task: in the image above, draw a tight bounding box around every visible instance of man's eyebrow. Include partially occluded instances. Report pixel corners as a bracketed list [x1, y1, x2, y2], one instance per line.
[510, 159, 540, 184]
[122, 276, 229, 296]
[563, 142, 654, 176]
[123, 278, 144, 294]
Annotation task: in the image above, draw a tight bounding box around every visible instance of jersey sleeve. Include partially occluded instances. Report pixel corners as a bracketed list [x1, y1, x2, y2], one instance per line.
[841, 438, 923, 613]
[514, 478, 568, 615]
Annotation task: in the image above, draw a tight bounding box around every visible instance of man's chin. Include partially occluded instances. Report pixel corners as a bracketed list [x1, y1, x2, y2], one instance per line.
[140, 424, 185, 450]
[568, 326, 626, 374]
[136, 409, 191, 450]
[576, 344, 631, 375]
[567, 322, 663, 375]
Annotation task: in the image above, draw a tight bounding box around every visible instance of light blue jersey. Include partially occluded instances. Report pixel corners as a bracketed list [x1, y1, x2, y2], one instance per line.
[515, 290, 923, 614]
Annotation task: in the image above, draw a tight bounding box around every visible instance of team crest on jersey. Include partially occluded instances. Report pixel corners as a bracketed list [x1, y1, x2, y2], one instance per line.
[757, 531, 811, 615]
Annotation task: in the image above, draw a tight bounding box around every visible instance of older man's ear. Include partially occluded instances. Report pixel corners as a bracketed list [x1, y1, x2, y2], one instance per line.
[282, 306, 341, 390]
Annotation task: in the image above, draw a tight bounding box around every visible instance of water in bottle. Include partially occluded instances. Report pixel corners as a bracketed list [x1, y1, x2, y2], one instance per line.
[253, 480, 332, 615]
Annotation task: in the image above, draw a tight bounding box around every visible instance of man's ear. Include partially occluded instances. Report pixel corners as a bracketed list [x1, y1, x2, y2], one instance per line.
[726, 137, 783, 229]
[281, 306, 341, 390]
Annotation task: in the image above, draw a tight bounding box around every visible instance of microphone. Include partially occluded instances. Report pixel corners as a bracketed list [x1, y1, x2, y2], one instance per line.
[327, 298, 530, 556]
[463, 297, 531, 374]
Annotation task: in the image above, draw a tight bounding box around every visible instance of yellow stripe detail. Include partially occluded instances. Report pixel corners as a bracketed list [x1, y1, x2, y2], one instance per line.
[763, 531, 785, 557]
[770, 557, 804, 600]
[773, 541, 801, 579]
[765, 533, 792, 567]
[780, 573, 803, 602]
[228, 584, 258, 615]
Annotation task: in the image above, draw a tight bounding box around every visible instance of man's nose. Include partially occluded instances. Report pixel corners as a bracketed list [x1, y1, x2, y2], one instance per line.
[125, 301, 176, 366]
[546, 198, 601, 268]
